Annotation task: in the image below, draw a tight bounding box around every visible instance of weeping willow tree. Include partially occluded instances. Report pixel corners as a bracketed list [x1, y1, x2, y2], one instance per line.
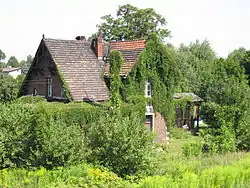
[122, 33, 181, 123]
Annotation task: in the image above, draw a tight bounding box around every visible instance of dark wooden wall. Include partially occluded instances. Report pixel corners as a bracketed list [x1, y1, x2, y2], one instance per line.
[20, 41, 63, 98]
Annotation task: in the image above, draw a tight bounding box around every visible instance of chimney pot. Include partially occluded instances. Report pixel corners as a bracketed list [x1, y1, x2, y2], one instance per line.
[75, 36, 86, 41]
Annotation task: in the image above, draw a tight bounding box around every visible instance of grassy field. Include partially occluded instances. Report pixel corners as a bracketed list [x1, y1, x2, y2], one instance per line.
[1, 127, 250, 188]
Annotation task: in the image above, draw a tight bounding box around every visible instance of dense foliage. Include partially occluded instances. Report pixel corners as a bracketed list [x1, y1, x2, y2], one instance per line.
[96, 4, 170, 41]
[0, 75, 20, 102]
[109, 50, 124, 110]
[1, 3, 250, 186]
[0, 101, 156, 177]
[173, 40, 250, 152]
[1, 152, 250, 187]
[86, 115, 156, 177]
[122, 33, 180, 123]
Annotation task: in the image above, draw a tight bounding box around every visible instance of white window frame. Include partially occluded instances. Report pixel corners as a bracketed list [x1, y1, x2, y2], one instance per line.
[47, 78, 52, 97]
[145, 79, 152, 97]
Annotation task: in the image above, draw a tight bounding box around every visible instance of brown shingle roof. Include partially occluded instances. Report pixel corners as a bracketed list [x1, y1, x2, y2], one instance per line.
[104, 40, 146, 76]
[44, 38, 109, 101]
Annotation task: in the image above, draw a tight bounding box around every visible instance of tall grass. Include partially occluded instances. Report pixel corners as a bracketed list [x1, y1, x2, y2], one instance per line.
[1, 153, 250, 188]
[137, 153, 250, 188]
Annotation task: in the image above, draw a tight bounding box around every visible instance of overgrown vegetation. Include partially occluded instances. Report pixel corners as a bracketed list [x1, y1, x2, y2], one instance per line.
[0, 101, 156, 178]
[1, 3, 250, 187]
[122, 33, 180, 123]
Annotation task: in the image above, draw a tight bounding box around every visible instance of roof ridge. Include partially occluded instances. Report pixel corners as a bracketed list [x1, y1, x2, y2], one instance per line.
[110, 39, 146, 43]
[44, 38, 89, 43]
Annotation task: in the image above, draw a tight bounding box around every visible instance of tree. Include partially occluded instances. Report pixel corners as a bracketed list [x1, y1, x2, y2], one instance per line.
[174, 40, 217, 99]
[200, 57, 250, 152]
[86, 114, 155, 177]
[228, 48, 250, 83]
[0, 49, 6, 68]
[0, 49, 6, 61]
[97, 4, 170, 41]
[20, 55, 33, 74]
[6, 56, 19, 68]
[0, 75, 18, 102]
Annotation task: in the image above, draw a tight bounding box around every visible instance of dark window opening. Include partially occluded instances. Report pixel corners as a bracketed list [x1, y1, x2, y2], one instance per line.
[33, 88, 37, 96]
[145, 115, 153, 131]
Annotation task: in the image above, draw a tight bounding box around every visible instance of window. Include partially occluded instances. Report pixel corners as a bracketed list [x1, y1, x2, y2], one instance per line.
[33, 88, 37, 96]
[145, 79, 152, 97]
[145, 115, 153, 131]
[61, 87, 66, 98]
[47, 78, 52, 97]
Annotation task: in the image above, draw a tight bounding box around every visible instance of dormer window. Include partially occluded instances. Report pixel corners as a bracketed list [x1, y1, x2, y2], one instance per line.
[145, 79, 152, 97]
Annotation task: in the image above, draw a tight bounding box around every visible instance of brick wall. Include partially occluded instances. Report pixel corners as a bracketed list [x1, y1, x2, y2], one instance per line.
[154, 112, 168, 143]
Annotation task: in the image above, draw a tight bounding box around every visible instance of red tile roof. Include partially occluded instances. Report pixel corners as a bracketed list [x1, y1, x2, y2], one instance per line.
[103, 40, 146, 76]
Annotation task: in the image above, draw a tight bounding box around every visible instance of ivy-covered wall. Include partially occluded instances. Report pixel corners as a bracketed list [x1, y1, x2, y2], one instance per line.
[121, 33, 181, 125]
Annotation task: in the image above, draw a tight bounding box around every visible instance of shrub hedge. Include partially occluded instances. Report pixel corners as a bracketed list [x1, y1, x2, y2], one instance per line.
[0, 101, 155, 177]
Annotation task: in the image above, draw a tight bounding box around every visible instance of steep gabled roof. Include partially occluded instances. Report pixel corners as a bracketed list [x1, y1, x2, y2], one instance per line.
[103, 40, 146, 76]
[44, 38, 109, 101]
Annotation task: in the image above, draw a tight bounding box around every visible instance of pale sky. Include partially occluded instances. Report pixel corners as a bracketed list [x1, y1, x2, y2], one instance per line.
[1, 0, 250, 61]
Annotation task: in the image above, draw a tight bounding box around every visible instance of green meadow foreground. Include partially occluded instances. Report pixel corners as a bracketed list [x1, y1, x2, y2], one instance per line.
[1, 140, 250, 187]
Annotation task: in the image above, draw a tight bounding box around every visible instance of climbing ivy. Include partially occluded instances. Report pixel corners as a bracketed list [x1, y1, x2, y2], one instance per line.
[56, 67, 72, 101]
[122, 33, 181, 124]
[109, 50, 124, 110]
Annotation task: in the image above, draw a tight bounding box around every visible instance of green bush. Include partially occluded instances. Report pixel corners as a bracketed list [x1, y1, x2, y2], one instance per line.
[0, 102, 105, 169]
[0, 101, 157, 177]
[169, 126, 191, 139]
[16, 95, 46, 104]
[200, 102, 237, 154]
[0, 103, 89, 169]
[86, 113, 156, 177]
[0, 164, 131, 188]
[182, 142, 202, 157]
[201, 125, 236, 154]
[0, 103, 34, 168]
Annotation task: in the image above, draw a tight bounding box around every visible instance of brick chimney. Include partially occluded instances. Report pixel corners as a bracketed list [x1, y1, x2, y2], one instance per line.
[91, 36, 103, 59]
[96, 36, 103, 59]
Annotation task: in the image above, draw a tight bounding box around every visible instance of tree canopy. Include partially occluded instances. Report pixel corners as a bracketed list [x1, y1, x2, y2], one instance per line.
[6, 56, 19, 68]
[19, 55, 33, 74]
[97, 4, 170, 41]
[0, 49, 6, 61]
[228, 48, 250, 83]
